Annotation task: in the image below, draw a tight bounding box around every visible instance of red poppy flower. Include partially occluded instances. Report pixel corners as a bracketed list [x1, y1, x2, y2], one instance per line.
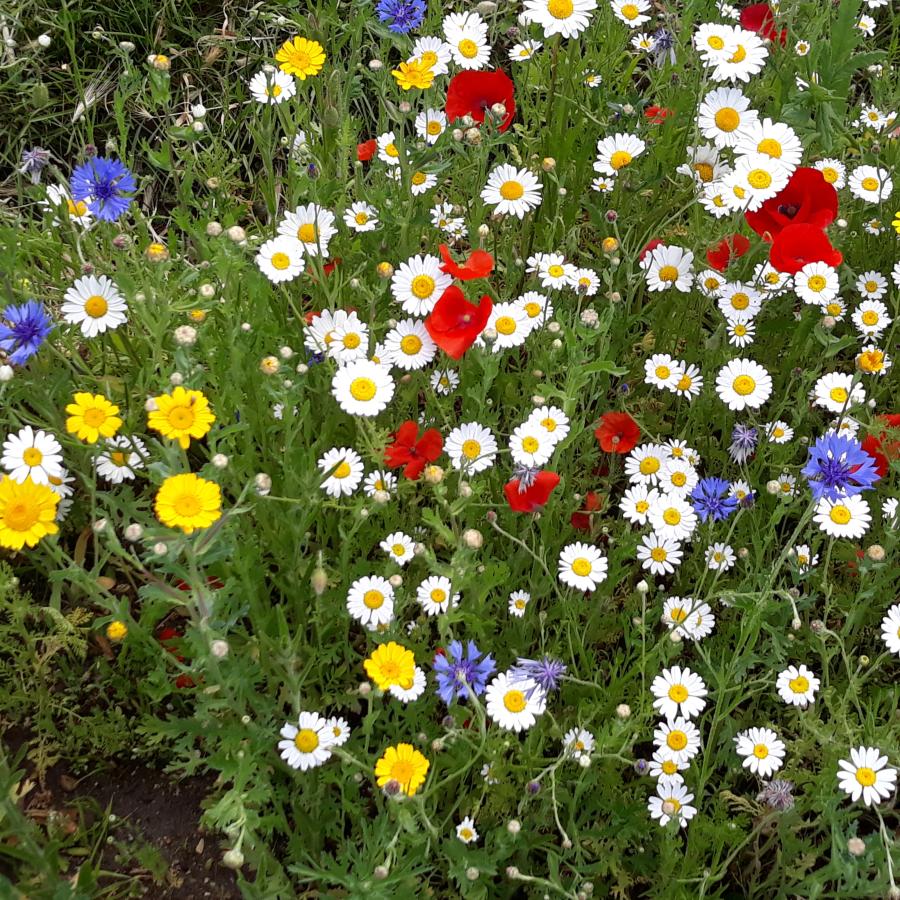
[706, 234, 750, 272]
[384, 420, 443, 480]
[439, 243, 494, 281]
[306, 257, 341, 279]
[861, 413, 900, 478]
[639, 238, 665, 262]
[357, 139, 377, 162]
[745, 168, 838, 241]
[424, 285, 492, 359]
[571, 491, 603, 532]
[445, 70, 515, 132]
[740, 3, 787, 45]
[158, 626, 195, 688]
[594, 412, 641, 454]
[644, 105, 674, 123]
[769, 223, 843, 274]
[504, 471, 560, 513]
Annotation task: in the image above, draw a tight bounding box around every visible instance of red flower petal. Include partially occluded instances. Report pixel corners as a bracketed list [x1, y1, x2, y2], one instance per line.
[424, 285, 493, 359]
[594, 412, 641, 454]
[439, 243, 494, 280]
[745, 168, 838, 241]
[769, 223, 842, 274]
[504, 471, 560, 513]
[445, 70, 515, 132]
[706, 233, 750, 273]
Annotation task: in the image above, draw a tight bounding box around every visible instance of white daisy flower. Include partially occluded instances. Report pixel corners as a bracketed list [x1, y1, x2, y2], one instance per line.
[256, 236, 305, 283]
[651, 666, 708, 720]
[380, 531, 415, 566]
[810, 372, 865, 414]
[648, 494, 698, 542]
[318, 447, 364, 497]
[42, 183, 93, 228]
[443, 12, 490, 70]
[880, 604, 900, 656]
[837, 747, 897, 807]
[795, 262, 839, 306]
[624, 443, 668, 486]
[620, 484, 660, 526]
[522, 0, 598, 38]
[697, 86, 759, 148]
[445, 422, 497, 474]
[456, 816, 479, 844]
[637, 533, 683, 575]
[343, 201, 379, 232]
[855, 271, 887, 301]
[594, 132, 646, 176]
[813, 495, 871, 539]
[653, 717, 702, 765]
[249, 68, 296, 105]
[558, 541, 608, 592]
[346, 576, 395, 629]
[278, 203, 337, 258]
[94, 435, 147, 484]
[332, 360, 395, 417]
[648, 779, 697, 828]
[391, 254, 453, 317]
[480, 164, 543, 218]
[1, 426, 64, 485]
[852, 300, 891, 339]
[61, 274, 127, 337]
[416, 575, 460, 616]
[410, 36, 453, 76]
[485, 671, 546, 732]
[609, 0, 650, 29]
[388, 665, 428, 703]
[848, 165, 893, 203]
[705, 542, 736, 571]
[813, 158, 846, 189]
[486, 302, 530, 351]
[776, 664, 820, 708]
[508, 590, 531, 617]
[715, 358, 773, 411]
[642, 245, 694, 293]
[527, 405, 570, 445]
[384, 319, 437, 371]
[563, 727, 595, 761]
[363, 469, 397, 497]
[278, 712, 335, 770]
[415, 108, 447, 144]
[430, 368, 460, 395]
[509, 40, 543, 61]
[734, 727, 785, 778]
[509, 423, 555, 468]
[733, 118, 802, 170]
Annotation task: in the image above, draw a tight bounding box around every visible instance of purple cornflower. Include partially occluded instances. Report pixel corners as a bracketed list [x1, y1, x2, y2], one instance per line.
[652, 29, 676, 66]
[757, 779, 794, 812]
[375, 0, 426, 33]
[20, 147, 51, 184]
[511, 656, 567, 695]
[0, 300, 52, 365]
[801, 433, 881, 502]
[70, 156, 136, 222]
[691, 477, 738, 522]
[433, 640, 495, 705]
[729, 423, 758, 464]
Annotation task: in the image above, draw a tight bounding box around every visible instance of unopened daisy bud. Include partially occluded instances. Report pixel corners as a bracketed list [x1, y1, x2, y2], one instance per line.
[481, 327, 497, 345]
[398, 101, 411, 114]
[490, 102, 507, 120]
[376, 261, 394, 279]
[373, 865, 389, 880]
[112, 234, 128, 249]
[192, 121, 205, 133]
[414, 542, 426, 555]
[661, 800, 677, 817]
[296, 363, 309, 375]
[199, 283, 215, 299]
[431, 738, 444, 752]
[123, 523, 143, 542]
[581, 308, 599, 327]
[460, 115, 475, 127]
[466, 866, 480, 881]
[206, 177, 220, 189]
[210, 639, 229, 658]
[485, 509, 497, 524]
[169, 372, 184, 386]
[766, 480, 781, 495]
[241, 322, 251, 332]
[211, 453, 228, 469]
[148, 53, 170, 71]
[145, 397, 159, 412]
[358, 680, 372, 696]
[222, 848, 244, 870]
[547, 321, 561, 333]
[260, 356, 280, 375]
[254, 472, 272, 495]
[463, 528, 483, 549]
[616, 703, 631, 719]
[465, 127, 482, 145]
[359, 508, 369, 519]
[92, 518, 108, 534]
[507, 819, 521, 835]
[226, 225, 246, 243]
[821, 315, 836, 330]
[635, 579, 650, 595]
[859, 655, 870, 666]
[388, 574, 402, 589]
[191, 103, 207, 118]
[477, 223, 490, 238]
[106, 620, 128, 642]
[540, 156, 557, 173]
[578, 754, 591, 768]
[206, 221, 222, 236]
[424, 465, 444, 484]
[0, 365, 13, 382]
[847, 837, 865, 857]
[477, 0, 497, 12]
[836, 218, 847, 228]
[37, 33, 52, 47]
[368, 58, 383, 70]
[551, 338, 563, 350]
[866, 544, 885, 561]
[372, 489, 390, 505]
[458, 481, 473, 498]
[792, 618, 802, 630]
[669, 630, 683, 643]
[174, 325, 197, 346]
[810, 619, 825, 634]
[506, 866, 520, 879]
[152, 541, 168, 556]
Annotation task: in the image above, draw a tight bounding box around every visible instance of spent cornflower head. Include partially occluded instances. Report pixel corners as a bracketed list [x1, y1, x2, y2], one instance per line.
[19, 147, 51, 184]
[652, 29, 676, 66]
[432, 640, 496, 704]
[800, 433, 881, 502]
[511, 656, 567, 695]
[70, 156, 136, 222]
[513, 464, 541, 492]
[756, 779, 795, 812]
[0, 300, 53, 365]
[691, 477, 739, 522]
[728, 423, 758, 464]
[376, 0, 426, 33]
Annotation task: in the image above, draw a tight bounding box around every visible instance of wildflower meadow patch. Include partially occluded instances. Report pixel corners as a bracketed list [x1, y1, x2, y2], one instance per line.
[0, 0, 899, 896]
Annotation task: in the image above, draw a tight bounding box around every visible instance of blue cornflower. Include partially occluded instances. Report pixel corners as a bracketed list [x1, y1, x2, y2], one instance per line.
[801, 433, 881, 502]
[433, 640, 496, 705]
[729, 423, 758, 464]
[0, 300, 52, 365]
[376, 0, 426, 33]
[691, 477, 739, 522]
[70, 156, 136, 222]
[511, 656, 567, 695]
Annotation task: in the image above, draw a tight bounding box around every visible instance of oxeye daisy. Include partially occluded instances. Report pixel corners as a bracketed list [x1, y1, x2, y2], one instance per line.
[734, 118, 802, 170]
[852, 300, 891, 339]
[414, 108, 447, 144]
[765, 421, 793, 444]
[696, 269, 726, 297]
[256, 236, 305, 283]
[42, 183, 94, 228]
[480, 164, 543, 218]
[380, 532, 415, 567]
[509, 39, 543, 61]
[727, 152, 790, 210]
[563, 727, 595, 761]
[486, 302, 530, 351]
[384, 319, 436, 370]
[677, 143, 731, 186]
[391, 254, 452, 317]
[648, 494, 698, 542]
[651, 666, 708, 720]
[430, 368, 460, 396]
[810, 372, 865, 414]
[620, 484, 660, 526]
[610, 0, 650, 29]
[649, 749, 688, 780]
[625, 443, 667, 485]
[445, 422, 497, 474]
[671, 364, 704, 399]
[683, 601, 715, 641]
[791, 544, 819, 572]
[535, 253, 575, 290]
[522, 0, 598, 38]
[813, 495, 871, 539]
[855, 271, 887, 301]
[644, 353, 680, 390]
[61, 274, 128, 337]
[249, 68, 296, 104]
[821, 297, 847, 321]
[642, 245, 694, 293]
[344, 201, 379, 232]
[776, 664, 820, 708]
[485, 671, 546, 732]
[727, 319, 756, 347]
[661, 595, 695, 632]
[715, 358, 772, 411]
[527, 406, 570, 445]
[376, 130, 404, 166]
[813, 157, 846, 188]
[693, 23, 735, 61]
[880, 604, 900, 656]
[849, 165, 892, 203]
[837, 747, 897, 807]
[516, 291, 553, 331]
[332, 359, 395, 417]
[388, 666, 427, 703]
[416, 575, 460, 616]
[594, 132, 646, 176]
[709, 27, 769, 84]
[318, 447, 364, 497]
[410, 36, 453, 76]
[509, 423, 554, 468]
[456, 817, 479, 844]
[753, 261, 792, 295]
[637, 533, 683, 575]
[795, 262, 839, 306]
[443, 12, 490, 70]
[278, 204, 337, 258]
[734, 728, 785, 779]
[591, 175, 617, 193]
[278, 711, 335, 771]
[508, 590, 531, 617]
[699, 181, 732, 217]
[558, 541, 608, 592]
[653, 717, 701, 764]
[1, 427, 63, 486]
[94, 435, 147, 484]
[346, 576, 396, 629]
[697, 86, 759, 148]
[705, 542, 735, 571]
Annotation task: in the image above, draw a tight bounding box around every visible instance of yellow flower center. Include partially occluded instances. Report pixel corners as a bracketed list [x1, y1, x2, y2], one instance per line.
[499, 180, 524, 201]
[82, 407, 107, 428]
[411, 171, 427, 186]
[411, 274, 435, 299]
[650, 547, 668, 562]
[635, 500, 649, 514]
[84, 295, 109, 317]
[829, 504, 851, 525]
[753, 743, 769, 759]
[609, 150, 632, 171]
[521, 436, 539, 454]
[731, 293, 750, 310]
[864, 281, 877, 293]
[571, 557, 592, 577]
[67, 199, 89, 217]
[400, 334, 422, 355]
[662, 759, 678, 775]
[663, 508, 681, 526]
[829, 386, 848, 404]
[430, 588, 447, 604]
[757, 138, 782, 158]
[730, 44, 747, 63]
[495, 316, 516, 335]
[541, 418, 557, 432]
[297, 223, 317, 243]
[639, 456, 660, 475]
[620, 3, 639, 20]
[503, 689, 527, 713]
[670, 606, 686, 623]
[694, 162, 714, 183]
[855, 767, 876, 787]
[548, 0, 574, 16]
[655, 365, 671, 379]
[666, 730, 687, 751]
[789, 675, 809, 693]
[861, 177, 879, 192]
[747, 169, 772, 189]
[426, 120, 443, 137]
[420, 51, 438, 67]
[524, 302, 541, 317]
[333, 461, 351, 479]
[826, 303, 842, 316]
[714, 107, 740, 131]
[385, 143, 399, 158]
[704, 277, 721, 291]
[858, 350, 884, 372]
[364, 590, 384, 609]
[707, 35, 725, 50]
[266, 84, 282, 98]
[458, 38, 479, 59]
[732, 375, 756, 396]
[676, 375, 692, 391]
[668, 684, 688, 703]
[658, 266, 679, 283]
[349, 377, 377, 401]
[110, 451, 128, 466]
[807, 275, 827, 292]
[391, 543, 406, 557]
[861, 310, 879, 326]
[22, 448, 43, 466]
[355, 211, 369, 225]
[294, 729, 319, 753]
[821, 167, 838, 183]
[271, 252, 291, 270]
[168, 406, 195, 430]
[548, 264, 565, 278]
[342, 333, 361, 349]
[461, 439, 481, 460]
[459, 828, 474, 840]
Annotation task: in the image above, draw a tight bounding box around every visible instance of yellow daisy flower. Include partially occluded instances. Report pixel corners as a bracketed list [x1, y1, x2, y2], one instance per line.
[374, 743, 430, 797]
[147, 386, 216, 450]
[892, 210, 900, 235]
[65, 392, 122, 444]
[0, 475, 60, 550]
[106, 620, 128, 641]
[364, 641, 416, 691]
[155, 473, 222, 534]
[275, 36, 326, 79]
[391, 58, 434, 91]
